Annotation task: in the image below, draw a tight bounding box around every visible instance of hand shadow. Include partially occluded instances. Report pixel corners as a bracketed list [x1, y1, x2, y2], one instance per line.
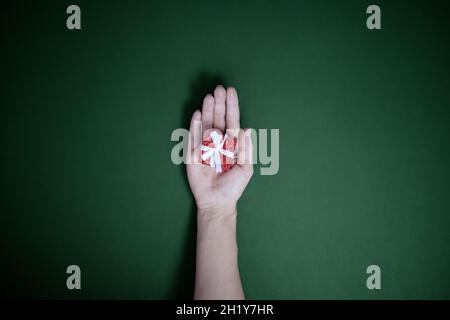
[168, 72, 226, 299]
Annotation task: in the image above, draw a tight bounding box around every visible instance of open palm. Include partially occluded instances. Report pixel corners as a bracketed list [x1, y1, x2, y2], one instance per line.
[186, 86, 253, 211]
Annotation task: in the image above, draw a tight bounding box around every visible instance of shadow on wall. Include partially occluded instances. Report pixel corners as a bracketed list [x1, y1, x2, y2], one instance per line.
[168, 72, 226, 299]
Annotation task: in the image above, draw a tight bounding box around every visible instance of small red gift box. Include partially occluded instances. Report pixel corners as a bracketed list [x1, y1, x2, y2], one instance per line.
[201, 129, 237, 172]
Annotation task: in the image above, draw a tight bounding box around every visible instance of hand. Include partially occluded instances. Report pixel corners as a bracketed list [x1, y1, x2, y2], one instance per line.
[186, 86, 253, 215]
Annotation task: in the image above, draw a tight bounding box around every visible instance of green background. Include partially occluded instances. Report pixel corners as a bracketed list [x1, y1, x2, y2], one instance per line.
[1, 0, 449, 299]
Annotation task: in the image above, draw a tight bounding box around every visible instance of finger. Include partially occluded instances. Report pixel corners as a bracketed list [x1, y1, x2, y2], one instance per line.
[188, 110, 202, 164]
[201, 94, 214, 132]
[226, 87, 240, 136]
[237, 128, 254, 176]
[213, 85, 226, 132]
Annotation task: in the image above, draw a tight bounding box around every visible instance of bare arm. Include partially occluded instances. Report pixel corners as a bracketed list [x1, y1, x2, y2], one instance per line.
[194, 206, 243, 299]
[186, 86, 253, 300]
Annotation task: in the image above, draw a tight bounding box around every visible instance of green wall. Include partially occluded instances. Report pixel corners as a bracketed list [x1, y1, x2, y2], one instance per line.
[1, 0, 449, 299]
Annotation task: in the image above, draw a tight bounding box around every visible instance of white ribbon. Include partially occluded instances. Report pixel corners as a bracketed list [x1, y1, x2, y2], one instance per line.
[200, 131, 235, 173]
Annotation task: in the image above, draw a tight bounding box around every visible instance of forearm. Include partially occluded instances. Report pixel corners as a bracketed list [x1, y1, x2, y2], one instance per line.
[194, 206, 244, 300]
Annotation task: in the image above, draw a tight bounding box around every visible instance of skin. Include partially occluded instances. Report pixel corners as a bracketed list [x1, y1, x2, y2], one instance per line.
[186, 85, 253, 300]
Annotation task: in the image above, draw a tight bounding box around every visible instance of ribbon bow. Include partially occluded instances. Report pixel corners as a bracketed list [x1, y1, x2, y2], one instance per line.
[200, 131, 235, 173]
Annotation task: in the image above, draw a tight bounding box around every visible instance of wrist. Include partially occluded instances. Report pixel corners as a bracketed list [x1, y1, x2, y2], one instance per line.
[197, 203, 237, 221]
[196, 204, 238, 247]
